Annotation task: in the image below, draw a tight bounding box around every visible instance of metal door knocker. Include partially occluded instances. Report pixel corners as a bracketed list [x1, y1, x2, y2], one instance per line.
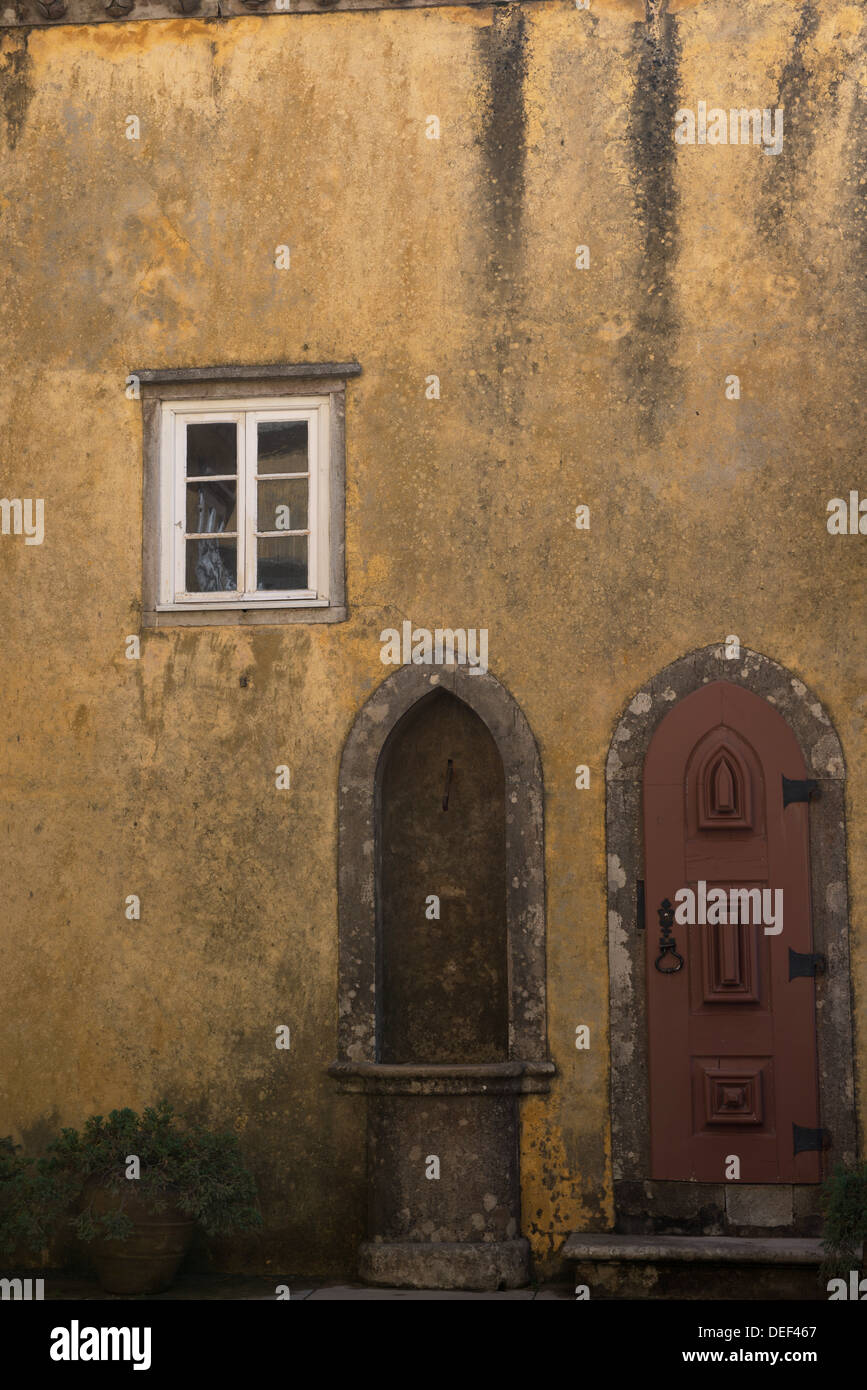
[654, 898, 684, 973]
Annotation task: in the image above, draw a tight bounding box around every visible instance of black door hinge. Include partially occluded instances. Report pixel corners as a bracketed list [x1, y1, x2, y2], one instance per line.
[637, 879, 645, 930]
[793, 1123, 831, 1155]
[782, 774, 819, 807]
[789, 949, 826, 980]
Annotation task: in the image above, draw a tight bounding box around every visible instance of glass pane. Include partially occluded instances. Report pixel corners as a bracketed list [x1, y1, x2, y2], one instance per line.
[186, 422, 237, 477]
[257, 477, 308, 533]
[257, 534, 308, 591]
[186, 538, 237, 592]
[257, 420, 308, 473]
[186, 480, 237, 534]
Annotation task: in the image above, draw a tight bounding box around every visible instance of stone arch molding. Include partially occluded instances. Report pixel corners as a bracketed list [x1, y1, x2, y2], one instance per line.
[335, 662, 550, 1070]
[606, 643, 855, 1201]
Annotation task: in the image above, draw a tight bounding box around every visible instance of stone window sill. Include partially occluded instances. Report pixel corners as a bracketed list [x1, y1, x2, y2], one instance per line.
[142, 605, 348, 629]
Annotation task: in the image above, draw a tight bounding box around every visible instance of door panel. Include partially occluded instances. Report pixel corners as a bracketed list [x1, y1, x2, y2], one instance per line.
[644, 681, 820, 1181]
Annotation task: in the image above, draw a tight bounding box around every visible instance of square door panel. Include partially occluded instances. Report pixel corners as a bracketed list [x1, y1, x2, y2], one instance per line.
[692, 1059, 770, 1132]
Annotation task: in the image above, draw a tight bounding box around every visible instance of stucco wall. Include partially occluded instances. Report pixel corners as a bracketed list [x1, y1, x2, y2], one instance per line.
[1, 0, 864, 1276]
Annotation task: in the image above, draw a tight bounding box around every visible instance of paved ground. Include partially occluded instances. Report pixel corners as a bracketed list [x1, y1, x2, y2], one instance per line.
[41, 1275, 575, 1301]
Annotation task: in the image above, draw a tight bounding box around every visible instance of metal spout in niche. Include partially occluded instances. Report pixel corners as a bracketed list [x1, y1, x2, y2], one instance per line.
[442, 759, 453, 812]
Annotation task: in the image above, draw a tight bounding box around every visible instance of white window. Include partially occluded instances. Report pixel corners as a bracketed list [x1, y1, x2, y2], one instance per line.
[157, 396, 331, 610]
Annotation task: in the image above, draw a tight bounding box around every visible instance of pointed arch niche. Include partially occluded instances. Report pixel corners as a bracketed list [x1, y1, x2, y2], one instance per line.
[606, 644, 855, 1235]
[694, 731, 757, 831]
[331, 661, 551, 1071]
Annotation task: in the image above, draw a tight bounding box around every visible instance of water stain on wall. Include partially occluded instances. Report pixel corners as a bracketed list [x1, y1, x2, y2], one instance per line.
[0, 33, 33, 151]
[476, 4, 527, 425]
[760, 0, 823, 236]
[625, 0, 682, 444]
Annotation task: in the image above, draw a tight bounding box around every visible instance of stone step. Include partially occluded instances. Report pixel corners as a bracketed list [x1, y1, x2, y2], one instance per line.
[564, 1233, 825, 1264]
[563, 1233, 829, 1300]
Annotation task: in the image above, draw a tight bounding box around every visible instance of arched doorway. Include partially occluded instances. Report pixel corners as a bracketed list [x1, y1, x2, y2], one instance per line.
[606, 645, 854, 1235]
[644, 680, 820, 1182]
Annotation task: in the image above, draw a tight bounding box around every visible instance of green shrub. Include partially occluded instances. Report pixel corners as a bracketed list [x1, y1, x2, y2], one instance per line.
[820, 1161, 867, 1278]
[1, 1100, 262, 1252]
[0, 1136, 79, 1257]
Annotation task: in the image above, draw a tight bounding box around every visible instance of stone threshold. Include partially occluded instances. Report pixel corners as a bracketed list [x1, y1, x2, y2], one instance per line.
[564, 1233, 825, 1264]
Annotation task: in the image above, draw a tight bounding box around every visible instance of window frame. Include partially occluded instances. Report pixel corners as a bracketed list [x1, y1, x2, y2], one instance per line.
[139, 365, 357, 628]
[160, 395, 330, 610]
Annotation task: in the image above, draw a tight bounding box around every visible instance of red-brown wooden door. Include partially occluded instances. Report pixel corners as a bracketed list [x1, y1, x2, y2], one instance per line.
[643, 681, 821, 1181]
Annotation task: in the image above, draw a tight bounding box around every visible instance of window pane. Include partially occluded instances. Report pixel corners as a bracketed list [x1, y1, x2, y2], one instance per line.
[186, 422, 237, 477]
[186, 538, 237, 592]
[186, 480, 237, 534]
[257, 420, 308, 473]
[257, 477, 308, 533]
[257, 534, 308, 591]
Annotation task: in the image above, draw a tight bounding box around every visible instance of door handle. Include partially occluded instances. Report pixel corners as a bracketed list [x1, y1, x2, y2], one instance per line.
[654, 898, 684, 974]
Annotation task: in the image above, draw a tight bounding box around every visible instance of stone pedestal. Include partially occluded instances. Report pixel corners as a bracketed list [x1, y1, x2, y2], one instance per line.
[329, 1061, 554, 1291]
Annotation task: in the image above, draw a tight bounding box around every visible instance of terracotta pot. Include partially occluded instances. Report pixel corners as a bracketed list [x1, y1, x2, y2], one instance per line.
[85, 1184, 195, 1295]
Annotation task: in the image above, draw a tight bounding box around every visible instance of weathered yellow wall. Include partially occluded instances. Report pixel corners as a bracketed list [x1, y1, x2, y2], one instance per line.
[1, 0, 864, 1275]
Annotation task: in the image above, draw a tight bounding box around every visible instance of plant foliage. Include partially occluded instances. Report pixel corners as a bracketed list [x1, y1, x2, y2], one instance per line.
[0, 1100, 262, 1252]
[820, 1161, 867, 1278]
[0, 1135, 80, 1256]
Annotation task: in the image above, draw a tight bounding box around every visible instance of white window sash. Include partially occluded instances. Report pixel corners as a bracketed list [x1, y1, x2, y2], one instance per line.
[174, 412, 243, 601]
[161, 397, 330, 607]
[244, 409, 318, 600]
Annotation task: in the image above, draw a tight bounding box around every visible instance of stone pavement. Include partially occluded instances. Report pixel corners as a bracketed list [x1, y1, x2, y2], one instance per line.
[41, 1275, 575, 1301]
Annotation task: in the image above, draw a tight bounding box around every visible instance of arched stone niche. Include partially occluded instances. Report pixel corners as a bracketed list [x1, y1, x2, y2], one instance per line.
[332, 661, 551, 1070]
[329, 662, 553, 1290]
[606, 644, 855, 1234]
[378, 689, 509, 1064]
